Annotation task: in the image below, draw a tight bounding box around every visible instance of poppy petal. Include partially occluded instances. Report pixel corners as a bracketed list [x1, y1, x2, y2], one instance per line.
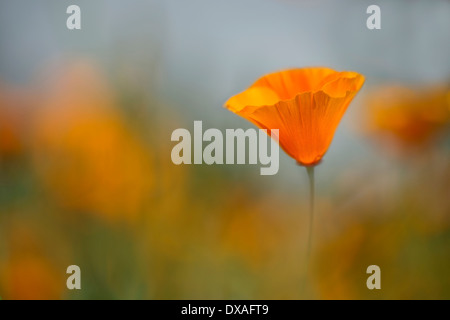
[224, 86, 280, 112]
[320, 72, 365, 98]
[252, 67, 336, 100]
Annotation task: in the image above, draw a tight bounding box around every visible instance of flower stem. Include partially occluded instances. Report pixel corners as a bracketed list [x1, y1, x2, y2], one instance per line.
[306, 166, 315, 267]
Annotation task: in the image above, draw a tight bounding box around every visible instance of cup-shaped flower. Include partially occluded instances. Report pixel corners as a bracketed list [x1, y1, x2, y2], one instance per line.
[224, 67, 365, 166]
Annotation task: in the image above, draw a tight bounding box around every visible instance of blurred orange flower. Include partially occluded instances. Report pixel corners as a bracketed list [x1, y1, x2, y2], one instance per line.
[0, 83, 33, 159]
[365, 84, 450, 149]
[31, 62, 154, 223]
[224, 67, 365, 166]
[0, 224, 65, 300]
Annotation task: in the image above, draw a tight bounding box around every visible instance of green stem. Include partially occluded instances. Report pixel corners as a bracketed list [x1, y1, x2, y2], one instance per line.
[306, 166, 315, 266]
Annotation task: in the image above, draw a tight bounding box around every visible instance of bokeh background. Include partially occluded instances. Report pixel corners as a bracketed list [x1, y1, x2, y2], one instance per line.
[0, 0, 449, 299]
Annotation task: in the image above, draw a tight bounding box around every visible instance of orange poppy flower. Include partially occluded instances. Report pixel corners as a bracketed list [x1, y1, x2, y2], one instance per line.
[224, 67, 365, 166]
